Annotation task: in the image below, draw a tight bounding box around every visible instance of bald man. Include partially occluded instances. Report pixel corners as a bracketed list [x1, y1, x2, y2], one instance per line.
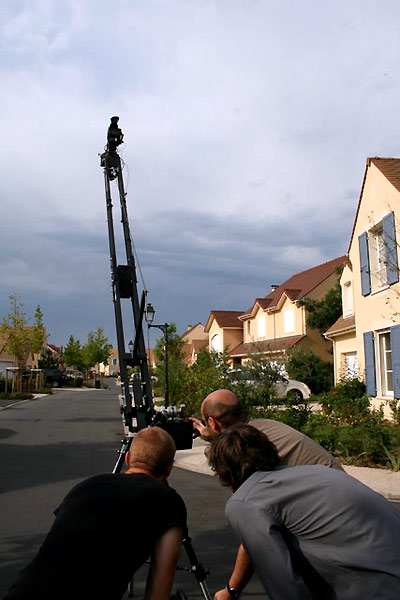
[5, 427, 187, 600]
[191, 389, 343, 600]
[192, 389, 342, 470]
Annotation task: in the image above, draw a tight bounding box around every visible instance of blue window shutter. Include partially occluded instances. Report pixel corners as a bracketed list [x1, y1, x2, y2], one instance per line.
[390, 325, 400, 399]
[358, 232, 371, 296]
[382, 212, 399, 285]
[363, 331, 376, 396]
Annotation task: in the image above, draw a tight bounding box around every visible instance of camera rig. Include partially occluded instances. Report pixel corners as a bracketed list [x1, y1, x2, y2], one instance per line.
[100, 118, 210, 599]
[100, 117, 193, 472]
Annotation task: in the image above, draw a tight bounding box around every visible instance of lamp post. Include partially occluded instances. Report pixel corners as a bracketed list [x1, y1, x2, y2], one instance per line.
[145, 303, 169, 407]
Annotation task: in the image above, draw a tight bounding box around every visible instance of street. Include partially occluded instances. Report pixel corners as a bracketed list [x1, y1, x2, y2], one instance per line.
[0, 383, 264, 599]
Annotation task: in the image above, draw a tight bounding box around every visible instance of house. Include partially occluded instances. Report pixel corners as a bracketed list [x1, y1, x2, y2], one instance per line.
[233, 256, 346, 365]
[205, 257, 346, 368]
[204, 311, 244, 357]
[180, 323, 208, 365]
[325, 158, 400, 417]
[99, 347, 120, 376]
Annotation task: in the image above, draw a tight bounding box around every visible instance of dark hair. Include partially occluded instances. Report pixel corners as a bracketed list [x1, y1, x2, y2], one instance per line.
[206, 423, 279, 490]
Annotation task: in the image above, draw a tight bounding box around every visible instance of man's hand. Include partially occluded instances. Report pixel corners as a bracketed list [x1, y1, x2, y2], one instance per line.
[214, 588, 233, 600]
[190, 417, 210, 439]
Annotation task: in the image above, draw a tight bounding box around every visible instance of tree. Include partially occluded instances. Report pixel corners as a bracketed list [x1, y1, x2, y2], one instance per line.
[63, 335, 84, 371]
[154, 323, 187, 405]
[0, 294, 32, 367]
[81, 327, 112, 373]
[298, 280, 343, 333]
[182, 348, 232, 414]
[286, 348, 334, 394]
[38, 348, 59, 369]
[31, 305, 46, 356]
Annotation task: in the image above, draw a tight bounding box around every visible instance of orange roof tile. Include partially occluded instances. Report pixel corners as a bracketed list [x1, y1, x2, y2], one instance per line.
[205, 310, 243, 332]
[229, 335, 305, 357]
[324, 315, 356, 337]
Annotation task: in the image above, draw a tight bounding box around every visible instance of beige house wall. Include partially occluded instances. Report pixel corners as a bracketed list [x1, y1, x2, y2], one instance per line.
[208, 321, 242, 353]
[273, 296, 304, 338]
[182, 324, 207, 344]
[331, 333, 358, 383]
[349, 163, 400, 384]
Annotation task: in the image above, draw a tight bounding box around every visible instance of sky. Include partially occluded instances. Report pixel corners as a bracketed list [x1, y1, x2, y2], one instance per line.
[1, 0, 400, 348]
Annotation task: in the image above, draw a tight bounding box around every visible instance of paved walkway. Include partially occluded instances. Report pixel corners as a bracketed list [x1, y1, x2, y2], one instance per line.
[175, 438, 400, 502]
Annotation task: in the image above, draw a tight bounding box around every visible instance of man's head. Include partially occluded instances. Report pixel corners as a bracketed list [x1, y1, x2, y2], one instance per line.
[126, 426, 176, 480]
[206, 423, 279, 491]
[201, 389, 246, 438]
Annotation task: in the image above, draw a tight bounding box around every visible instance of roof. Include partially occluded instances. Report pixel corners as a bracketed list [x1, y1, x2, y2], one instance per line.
[348, 157, 400, 252]
[229, 335, 305, 357]
[324, 315, 356, 338]
[180, 322, 206, 339]
[242, 255, 346, 317]
[205, 310, 243, 332]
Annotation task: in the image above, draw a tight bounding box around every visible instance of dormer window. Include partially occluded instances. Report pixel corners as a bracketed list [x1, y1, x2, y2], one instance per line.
[342, 281, 354, 317]
[257, 315, 266, 339]
[284, 308, 295, 334]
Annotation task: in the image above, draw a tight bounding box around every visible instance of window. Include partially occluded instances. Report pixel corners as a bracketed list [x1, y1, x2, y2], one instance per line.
[211, 334, 222, 353]
[377, 330, 393, 397]
[284, 308, 295, 333]
[364, 326, 400, 398]
[342, 281, 354, 316]
[369, 223, 387, 292]
[257, 316, 266, 339]
[359, 212, 399, 296]
[343, 352, 358, 379]
[112, 359, 118, 366]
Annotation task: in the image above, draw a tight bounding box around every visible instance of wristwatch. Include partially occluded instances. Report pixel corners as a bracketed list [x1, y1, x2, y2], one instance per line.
[226, 582, 240, 599]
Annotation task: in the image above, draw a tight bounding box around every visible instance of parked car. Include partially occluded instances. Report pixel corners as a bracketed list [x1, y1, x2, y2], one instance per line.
[228, 369, 311, 402]
[43, 368, 68, 388]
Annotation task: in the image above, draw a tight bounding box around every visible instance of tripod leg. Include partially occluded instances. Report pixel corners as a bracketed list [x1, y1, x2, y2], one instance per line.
[182, 537, 212, 600]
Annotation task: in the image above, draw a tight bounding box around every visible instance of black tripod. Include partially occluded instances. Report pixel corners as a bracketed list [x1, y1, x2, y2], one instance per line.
[100, 118, 211, 600]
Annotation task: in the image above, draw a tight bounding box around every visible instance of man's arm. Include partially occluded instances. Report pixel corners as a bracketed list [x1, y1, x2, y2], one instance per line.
[145, 526, 182, 600]
[214, 544, 253, 600]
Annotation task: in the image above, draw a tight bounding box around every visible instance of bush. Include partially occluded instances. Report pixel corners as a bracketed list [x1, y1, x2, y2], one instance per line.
[0, 392, 33, 400]
[74, 377, 84, 387]
[286, 349, 334, 394]
[319, 379, 369, 424]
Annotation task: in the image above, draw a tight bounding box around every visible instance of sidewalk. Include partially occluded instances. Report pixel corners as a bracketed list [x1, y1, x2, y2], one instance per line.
[175, 438, 400, 502]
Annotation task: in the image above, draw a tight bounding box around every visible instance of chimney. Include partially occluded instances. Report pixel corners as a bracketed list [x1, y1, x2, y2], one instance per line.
[270, 285, 279, 291]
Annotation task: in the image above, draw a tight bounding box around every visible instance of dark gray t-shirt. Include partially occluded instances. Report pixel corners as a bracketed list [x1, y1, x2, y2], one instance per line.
[226, 466, 400, 600]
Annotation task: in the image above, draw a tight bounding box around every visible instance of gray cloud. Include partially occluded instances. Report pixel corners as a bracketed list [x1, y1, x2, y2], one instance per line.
[1, 0, 400, 346]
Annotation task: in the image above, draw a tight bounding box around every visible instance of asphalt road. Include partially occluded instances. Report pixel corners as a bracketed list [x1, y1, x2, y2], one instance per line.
[0, 383, 264, 599]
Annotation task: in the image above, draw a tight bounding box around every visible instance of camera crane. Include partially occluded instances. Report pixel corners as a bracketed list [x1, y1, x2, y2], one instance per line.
[100, 118, 211, 600]
[100, 117, 153, 473]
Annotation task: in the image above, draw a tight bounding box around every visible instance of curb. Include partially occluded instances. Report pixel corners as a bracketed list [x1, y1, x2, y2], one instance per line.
[174, 440, 400, 502]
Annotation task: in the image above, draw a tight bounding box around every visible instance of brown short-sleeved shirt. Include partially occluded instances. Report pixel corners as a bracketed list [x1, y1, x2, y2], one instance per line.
[249, 418, 343, 470]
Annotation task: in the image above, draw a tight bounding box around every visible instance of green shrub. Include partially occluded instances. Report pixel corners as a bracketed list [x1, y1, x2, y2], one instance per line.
[336, 421, 392, 465]
[0, 392, 33, 400]
[74, 377, 84, 387]
[319, 379, 370, 424]
[302, 413, 339, 454]
[286, 349, 334, 394]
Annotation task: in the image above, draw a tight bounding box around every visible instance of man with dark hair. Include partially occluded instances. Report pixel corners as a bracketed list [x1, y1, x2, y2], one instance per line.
[192, 389, 344, 600]
[5, 427, 187, 600]
[207, 423, 400, 600]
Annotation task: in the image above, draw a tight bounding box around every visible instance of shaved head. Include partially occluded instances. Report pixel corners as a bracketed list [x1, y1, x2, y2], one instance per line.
[128, 427, 176, 476]
[202, 389, 245, 429]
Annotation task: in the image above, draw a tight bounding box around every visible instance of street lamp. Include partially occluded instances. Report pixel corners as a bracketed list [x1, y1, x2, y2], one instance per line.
[145, 302, 169, 407]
